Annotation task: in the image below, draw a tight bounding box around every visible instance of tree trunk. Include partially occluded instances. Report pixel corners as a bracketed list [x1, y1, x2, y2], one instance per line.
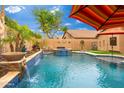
[10, 43, 14, 52]
[18, 40, 24, 52]
[15, 33, 21, 52]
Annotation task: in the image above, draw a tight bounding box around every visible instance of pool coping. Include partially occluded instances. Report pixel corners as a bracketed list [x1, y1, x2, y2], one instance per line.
[0, 50, 43, 88]
[72, 51, 124, 63]
[26, 50, 42, 63]
[86, 52, 124, 59]
[0, 71, 20, 88]
[72, 51, 124, 58]
[0, 50, 42, 64]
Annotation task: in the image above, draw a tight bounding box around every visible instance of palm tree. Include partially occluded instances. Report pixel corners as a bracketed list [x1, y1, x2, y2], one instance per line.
[5, 16, 42, 52]
[5, 16, 20, 51]
[3, 26, 18, 52]
[33, 8, 67, 38]
[31, 31, 42, 49]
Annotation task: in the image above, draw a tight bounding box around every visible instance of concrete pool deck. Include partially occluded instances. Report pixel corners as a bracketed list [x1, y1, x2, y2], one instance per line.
[0, 50, 42, 88]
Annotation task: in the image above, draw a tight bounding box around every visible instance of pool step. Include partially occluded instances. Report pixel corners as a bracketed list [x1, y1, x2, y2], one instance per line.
[96, 57, 124, 64]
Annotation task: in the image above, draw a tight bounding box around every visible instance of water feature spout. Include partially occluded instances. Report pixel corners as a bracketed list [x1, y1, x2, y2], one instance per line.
[25, 65, 31, 81]
[20, 57, 31, 81]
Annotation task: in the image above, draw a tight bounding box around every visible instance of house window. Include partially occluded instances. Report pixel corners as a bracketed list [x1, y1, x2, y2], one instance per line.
[110, 37, 117, 46]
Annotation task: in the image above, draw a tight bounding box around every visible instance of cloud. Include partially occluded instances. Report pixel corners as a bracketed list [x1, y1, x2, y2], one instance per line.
[76, 20, 82, 23]
[64, 23, 71, 26]
[78, 27, 89, 30]
[50, 6, 61, 13]
[5, 6, 25, 14]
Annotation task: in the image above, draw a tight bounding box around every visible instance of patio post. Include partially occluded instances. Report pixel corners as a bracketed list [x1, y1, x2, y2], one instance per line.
[111, 33, 113, 60]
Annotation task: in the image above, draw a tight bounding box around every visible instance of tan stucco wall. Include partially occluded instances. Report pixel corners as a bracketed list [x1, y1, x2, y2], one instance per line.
[118, 35, 124, 54]
[41, 39, 97, 51]
[0, 15, 5, 38]
[97, 35, 120, 52]
[0, 14, 5, 53]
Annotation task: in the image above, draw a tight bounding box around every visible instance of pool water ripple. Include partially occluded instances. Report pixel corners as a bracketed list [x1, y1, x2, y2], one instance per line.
[16, 54, 124, 88]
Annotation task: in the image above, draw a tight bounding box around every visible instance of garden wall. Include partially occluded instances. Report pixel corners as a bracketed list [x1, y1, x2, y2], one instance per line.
[41, 39, 97, 51]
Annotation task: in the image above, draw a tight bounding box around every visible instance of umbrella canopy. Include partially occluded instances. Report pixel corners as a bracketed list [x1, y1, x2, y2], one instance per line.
[69, 5, 124, 30]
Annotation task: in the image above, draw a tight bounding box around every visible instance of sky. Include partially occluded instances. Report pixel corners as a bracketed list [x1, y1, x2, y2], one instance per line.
[4, 5, 95, 36]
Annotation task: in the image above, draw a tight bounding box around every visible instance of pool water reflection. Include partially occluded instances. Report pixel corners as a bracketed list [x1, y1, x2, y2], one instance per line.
[16, 54, 124, 88]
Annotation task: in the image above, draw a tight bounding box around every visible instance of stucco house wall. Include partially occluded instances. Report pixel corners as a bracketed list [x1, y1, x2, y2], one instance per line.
[119, 35, 124, 54]
[97, 27, 124, 54]
[97, 35, 121, 53]
[0, 7, 5, 53]
[59, 30, 98, 50]
[0, 18, 5, 38]
[0, 13, 5, 39]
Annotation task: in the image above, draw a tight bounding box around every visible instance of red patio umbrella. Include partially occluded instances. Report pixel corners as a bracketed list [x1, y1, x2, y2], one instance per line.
[69, 5, 124, 31]
[69, 5, 124, 58]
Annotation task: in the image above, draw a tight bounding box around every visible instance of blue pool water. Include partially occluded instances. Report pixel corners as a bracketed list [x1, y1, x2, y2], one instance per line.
[16, 53, 124, 88]
[54, 48, 71, 56]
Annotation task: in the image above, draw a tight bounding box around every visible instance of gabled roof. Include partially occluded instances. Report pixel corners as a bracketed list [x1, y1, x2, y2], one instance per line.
[63, 30, 98, 39]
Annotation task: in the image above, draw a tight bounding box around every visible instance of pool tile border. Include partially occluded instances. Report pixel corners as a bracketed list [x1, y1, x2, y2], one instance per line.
[1, 50, 43, 88]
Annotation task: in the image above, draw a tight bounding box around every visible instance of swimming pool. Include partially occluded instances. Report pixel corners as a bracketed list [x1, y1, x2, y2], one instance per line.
[15, 53, 124, 88]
